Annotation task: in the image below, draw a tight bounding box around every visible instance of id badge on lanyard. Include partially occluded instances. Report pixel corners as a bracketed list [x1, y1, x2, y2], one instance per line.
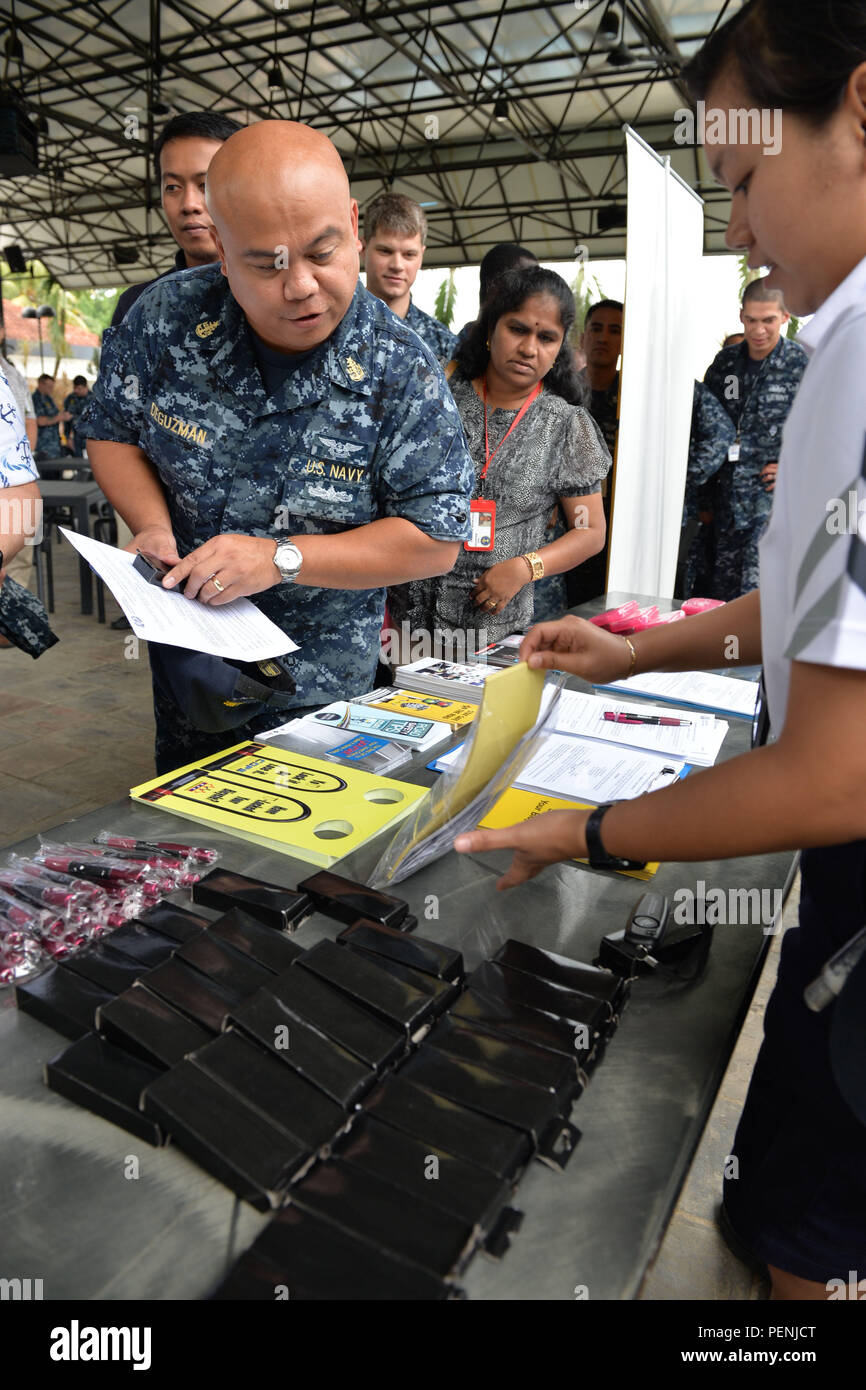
[464, 498, 496, 552]
[463, 378, 540, 552]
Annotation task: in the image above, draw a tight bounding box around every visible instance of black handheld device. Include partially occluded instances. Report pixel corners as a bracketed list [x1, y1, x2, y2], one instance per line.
[133, 550, 185, 593]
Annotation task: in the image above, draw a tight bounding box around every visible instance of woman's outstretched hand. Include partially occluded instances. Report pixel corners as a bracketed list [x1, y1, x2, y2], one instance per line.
[454, 810, 590, 890]
[519, 615, 634, 685]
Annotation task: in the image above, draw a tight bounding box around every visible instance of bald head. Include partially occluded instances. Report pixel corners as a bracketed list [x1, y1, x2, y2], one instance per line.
[206, 120, 361, 355]
[206, 121, 350, 226]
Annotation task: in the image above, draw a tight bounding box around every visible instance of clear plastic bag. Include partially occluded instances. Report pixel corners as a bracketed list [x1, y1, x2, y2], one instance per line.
[370, 672, 564, 888]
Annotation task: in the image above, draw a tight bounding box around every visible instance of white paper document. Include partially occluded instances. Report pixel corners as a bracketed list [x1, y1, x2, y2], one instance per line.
[595, 669, 759, 718]
[548, 688, 727, 765]
[514, 734, 685, 802]
[61, 528, 298, 661]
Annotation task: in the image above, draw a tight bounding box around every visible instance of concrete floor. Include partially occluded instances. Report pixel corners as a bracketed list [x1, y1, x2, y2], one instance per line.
[2, 536, 794, 1300]
[0, 536, 156, 848]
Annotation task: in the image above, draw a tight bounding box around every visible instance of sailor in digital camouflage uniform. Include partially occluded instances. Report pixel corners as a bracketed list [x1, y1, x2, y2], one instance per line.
[82, 122, 473, 772]
[362, 192, 457, 360]
[699, 281, 807, 599]
[681, 380, 734, 597]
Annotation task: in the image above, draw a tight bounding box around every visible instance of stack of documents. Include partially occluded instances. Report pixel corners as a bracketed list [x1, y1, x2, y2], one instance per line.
[471, 634, 524, 667]
[547, 688, 727, 765]
[433, 732, 686, 803]
[393, 658, 500, 703]
[512, 736, 685, 803]
[594, 669, 759, 719]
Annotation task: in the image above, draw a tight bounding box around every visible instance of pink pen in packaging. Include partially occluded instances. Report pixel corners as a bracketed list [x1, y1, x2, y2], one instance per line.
[34, 844, 165, 898]
[620, 605, 661, 633]
[94, 832, 219, 866]
[0, 871, 92, 923]
[13, 858, 109, 908]
[681, 597, 725, 615]
[0, 928, 43, 984]
[590, 601, 641, 630]
[0, 884, 65, 940]
[49, 843, 180, 894]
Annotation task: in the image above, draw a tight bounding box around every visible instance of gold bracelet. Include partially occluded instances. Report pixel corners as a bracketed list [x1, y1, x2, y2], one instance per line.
[522, 551, 544, 581]
[622, 636, 637, 679]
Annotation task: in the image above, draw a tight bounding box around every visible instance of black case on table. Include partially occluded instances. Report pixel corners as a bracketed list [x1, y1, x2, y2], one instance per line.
[135, 901, 212, 943]
[345, 947, 461, 1013]
[296, 870, 408, 929]
[427, 1016, 582, 1107]
[362, 1074, 531, 1180]
[265, 966, 405, 1071]
[138, 958, 242, 1033]
[142, 1059, 310, 1211]
[192, 869, 311, 930]
[334, 1111, 512, 1230]
[296, 939, 434, 1036]
[190, 1030, 345, 1150]
[208, 908, 305, 974]
[337, 916, 463, 982]
[228, 988, 375, 1108]
[16, 966, 113, 1041]
[96, 983, 213, 1069]
[494, 938, 628, 1011]
[61, 943, 148, 996]
[214, 1204, 451, 1300]
[287, 1157, 475, 1279]
[173, 932, 274, 999]
[45, 1032, 164, 1145]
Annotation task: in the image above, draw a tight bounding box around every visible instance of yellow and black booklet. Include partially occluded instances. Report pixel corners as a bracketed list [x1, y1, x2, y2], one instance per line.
[130, 742, 428, 867]
[359, 687, 478, 728]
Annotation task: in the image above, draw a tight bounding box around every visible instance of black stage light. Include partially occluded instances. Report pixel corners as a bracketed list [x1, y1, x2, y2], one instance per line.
[5, 243, 27, 274]
[597, 204, 628, 233]
[0, 97, 39, 175]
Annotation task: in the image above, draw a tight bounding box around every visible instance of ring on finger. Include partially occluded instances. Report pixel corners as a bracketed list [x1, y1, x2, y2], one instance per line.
[210, 575, 225, 594]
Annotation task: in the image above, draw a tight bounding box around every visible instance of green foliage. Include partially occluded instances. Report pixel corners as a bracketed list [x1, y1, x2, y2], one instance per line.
[570, 260, 605, 345]
[737, 252, 762, 297]
[4, 259, 123, 370]
[75, 288, 122, 337]
[434, 269, 457, 327]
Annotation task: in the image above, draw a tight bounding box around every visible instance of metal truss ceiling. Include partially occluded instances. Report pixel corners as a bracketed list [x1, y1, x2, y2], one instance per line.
[0, 0, 739, 288]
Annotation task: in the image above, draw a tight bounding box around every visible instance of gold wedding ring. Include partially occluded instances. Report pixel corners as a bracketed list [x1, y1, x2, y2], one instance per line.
[210, 575, 225, 593]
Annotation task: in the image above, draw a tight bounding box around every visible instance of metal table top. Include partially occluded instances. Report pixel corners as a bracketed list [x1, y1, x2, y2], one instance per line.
[0, 594, 795, 1300]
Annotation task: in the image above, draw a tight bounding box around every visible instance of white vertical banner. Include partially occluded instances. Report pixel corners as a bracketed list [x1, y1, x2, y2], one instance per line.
[607, 127, 705, 598]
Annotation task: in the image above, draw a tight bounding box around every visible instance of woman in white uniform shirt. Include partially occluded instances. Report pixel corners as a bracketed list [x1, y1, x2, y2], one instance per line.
[456, 0, 866, 1301]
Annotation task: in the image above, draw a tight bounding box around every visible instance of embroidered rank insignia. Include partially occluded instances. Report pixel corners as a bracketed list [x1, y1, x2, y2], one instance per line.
[195, 320, 219, 339]
[345, 356, 365, 381]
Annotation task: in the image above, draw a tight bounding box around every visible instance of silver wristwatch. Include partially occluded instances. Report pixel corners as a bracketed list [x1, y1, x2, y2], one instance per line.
[273, 540, 303, 583]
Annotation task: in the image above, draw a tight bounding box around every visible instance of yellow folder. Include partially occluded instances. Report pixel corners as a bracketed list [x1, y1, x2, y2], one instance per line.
[130, 741, 428, 867]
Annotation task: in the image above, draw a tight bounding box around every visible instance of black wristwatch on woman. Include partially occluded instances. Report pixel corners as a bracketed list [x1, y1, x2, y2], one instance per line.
[584, 802, 647, 872]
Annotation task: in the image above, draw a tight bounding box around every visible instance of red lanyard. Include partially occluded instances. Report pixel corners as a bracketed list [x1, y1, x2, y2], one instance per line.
[481, 378, 542, 479]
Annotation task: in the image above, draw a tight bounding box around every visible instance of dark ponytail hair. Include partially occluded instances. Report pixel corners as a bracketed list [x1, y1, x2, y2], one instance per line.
[454, 266, 587, 406]
[683, 0, 866, 126]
